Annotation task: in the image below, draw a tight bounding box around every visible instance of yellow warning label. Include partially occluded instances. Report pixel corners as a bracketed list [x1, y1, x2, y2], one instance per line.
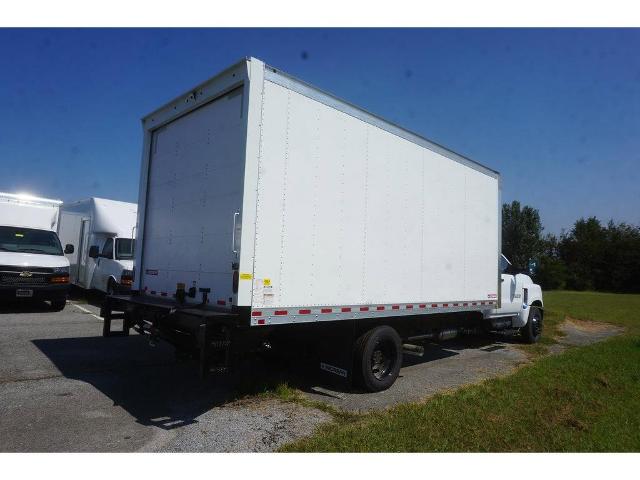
[263, 278, 271, 286]
[240, 273, 252, 280]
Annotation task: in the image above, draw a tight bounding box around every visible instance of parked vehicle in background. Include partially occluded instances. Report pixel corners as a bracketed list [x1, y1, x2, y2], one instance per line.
[0, 192, 72, 310]
[57, 198, 136, 295]
[105, 58, 543, 391]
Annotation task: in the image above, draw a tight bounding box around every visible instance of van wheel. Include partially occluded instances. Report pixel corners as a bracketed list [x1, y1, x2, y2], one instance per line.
[521, 307, 543, 344]
[355, 326, 402, 392]
[50, 298, 66, 311]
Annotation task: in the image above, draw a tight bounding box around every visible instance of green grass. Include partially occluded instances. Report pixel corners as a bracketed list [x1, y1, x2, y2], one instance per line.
[544, 291, 640, 334]
[280, 291, 640, 452]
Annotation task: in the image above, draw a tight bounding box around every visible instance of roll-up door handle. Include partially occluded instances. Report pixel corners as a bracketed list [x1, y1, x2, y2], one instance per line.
[232, 212, 240, 254]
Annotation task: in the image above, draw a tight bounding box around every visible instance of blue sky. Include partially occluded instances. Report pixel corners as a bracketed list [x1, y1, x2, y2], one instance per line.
[0, 28, 638, 234]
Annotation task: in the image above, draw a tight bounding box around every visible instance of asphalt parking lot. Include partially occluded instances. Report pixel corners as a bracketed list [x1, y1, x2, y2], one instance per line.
[0, 293, 622, 452]
[0, 296, 330, 452]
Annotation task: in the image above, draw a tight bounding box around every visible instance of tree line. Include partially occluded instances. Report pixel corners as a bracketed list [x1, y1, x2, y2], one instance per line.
[502, 201, 640, 293]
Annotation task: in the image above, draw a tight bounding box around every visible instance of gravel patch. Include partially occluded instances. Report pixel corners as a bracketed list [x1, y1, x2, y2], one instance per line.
[145, 398, 331, 452]
[558, 318, 624, 346]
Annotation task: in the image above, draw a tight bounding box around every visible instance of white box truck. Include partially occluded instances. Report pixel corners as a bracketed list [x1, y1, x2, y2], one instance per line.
[57, 198, 136, 294]
[105, 58, 543, 391]
[0, 192, 73, 310]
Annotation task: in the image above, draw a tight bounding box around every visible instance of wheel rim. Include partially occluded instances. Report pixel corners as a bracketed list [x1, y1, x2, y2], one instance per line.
[370, 339, 395, 380]
[531, 311, 542, 337]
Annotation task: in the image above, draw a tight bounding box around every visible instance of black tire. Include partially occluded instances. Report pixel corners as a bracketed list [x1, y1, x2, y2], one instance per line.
[50, 298, 66, 311]
[520, 306, 543, 344]
[354, 325, 402, 392]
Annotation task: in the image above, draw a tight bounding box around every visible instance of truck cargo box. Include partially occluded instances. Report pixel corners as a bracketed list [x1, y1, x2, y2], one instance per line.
[135, 58, 501, 327]
[0, 192, 62, 231]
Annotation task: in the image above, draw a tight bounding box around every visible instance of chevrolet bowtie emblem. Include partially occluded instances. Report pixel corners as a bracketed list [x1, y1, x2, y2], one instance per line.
[19, 271, 33, 277]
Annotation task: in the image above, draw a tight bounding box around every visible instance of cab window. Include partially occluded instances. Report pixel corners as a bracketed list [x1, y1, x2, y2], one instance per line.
[101, 238, 114, 259]
[500, 254, 512, 273]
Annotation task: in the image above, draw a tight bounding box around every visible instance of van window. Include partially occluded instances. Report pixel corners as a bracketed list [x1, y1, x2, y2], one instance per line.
[101, 238, 114, 259]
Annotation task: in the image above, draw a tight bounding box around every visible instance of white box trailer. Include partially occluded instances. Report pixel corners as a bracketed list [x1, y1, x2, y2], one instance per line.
[58, 198, 137, 293]
[105, 57, 534, 391]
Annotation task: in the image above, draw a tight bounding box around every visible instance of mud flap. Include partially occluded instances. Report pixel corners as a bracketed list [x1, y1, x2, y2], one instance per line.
[315, 320, 356, 390]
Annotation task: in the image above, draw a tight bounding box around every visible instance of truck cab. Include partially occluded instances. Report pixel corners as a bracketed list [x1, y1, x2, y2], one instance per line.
[88, 236, 134, 294]
[484, 254, 544, 343]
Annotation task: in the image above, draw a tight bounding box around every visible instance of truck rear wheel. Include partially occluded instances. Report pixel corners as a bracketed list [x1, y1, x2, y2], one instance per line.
[521, 306, 543, 344]
[355, 325, 402, 392]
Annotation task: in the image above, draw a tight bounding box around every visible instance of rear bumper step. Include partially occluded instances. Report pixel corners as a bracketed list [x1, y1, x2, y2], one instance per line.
[102, 292, 247, 378]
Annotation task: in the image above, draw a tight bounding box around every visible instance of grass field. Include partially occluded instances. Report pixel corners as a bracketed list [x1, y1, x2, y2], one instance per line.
[281, 291, 640, 452]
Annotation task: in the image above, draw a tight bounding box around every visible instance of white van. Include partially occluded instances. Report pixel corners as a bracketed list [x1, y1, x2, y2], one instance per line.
[58, 197, 136, 295]
[0, 192, 72, 310]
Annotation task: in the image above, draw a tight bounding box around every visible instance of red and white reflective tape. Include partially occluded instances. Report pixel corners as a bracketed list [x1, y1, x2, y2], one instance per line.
[251, 300, 497, 326]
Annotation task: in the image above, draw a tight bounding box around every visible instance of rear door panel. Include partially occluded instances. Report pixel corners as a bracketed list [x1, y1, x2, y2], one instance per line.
[141, 88, 246, 306]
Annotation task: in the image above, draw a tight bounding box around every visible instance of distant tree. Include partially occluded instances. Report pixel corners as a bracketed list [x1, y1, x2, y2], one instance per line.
[534, 233, 567, 290]
[556, 218, 640, 292]
[559, 217, 607, 291]
[503, 203, 640, 293]
[601, 221, 640, 293]
[502, 201, 544, 270]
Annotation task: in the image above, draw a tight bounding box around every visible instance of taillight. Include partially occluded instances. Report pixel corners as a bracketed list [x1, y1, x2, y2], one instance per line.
[232, 270, 239, 294]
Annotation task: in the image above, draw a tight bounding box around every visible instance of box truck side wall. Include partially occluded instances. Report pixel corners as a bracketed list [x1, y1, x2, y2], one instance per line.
[243, 64, 500, 322]
[57, 211, 85, 284]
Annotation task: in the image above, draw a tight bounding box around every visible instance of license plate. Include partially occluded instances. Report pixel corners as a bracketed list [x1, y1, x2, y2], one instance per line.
[16, 289, 33, 298]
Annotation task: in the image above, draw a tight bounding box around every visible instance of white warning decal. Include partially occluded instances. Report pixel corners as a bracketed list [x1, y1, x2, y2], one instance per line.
[320, 362, 348, 378]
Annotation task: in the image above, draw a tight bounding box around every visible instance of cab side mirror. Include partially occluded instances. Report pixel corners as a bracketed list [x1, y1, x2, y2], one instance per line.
[527, 259, 538, 276]
[64, 244, 74, 254]
[88, 245, 100, 258]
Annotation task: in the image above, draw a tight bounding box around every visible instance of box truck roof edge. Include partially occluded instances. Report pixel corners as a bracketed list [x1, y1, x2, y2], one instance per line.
[140, 57, 500, 181]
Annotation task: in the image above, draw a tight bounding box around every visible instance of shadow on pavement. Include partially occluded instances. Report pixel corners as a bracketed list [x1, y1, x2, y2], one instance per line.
[32, 331, 519, 425]
[0, 300, 56, 314]
[31, 334, 321, 430]
[32, 335, 234, 430]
